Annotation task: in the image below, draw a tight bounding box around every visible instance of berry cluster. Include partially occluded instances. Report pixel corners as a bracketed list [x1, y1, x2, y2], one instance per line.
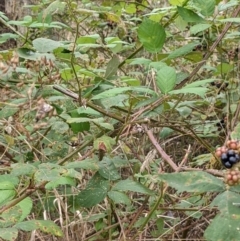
[215, 140, 240, 186]
[215, 140, 240, 169]
[224, 168, 240, 186]
[221, 150, 240, 168]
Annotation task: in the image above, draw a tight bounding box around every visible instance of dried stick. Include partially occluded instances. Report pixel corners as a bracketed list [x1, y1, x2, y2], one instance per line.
[178, 144, 191, 168]
[143, 125, 179, 171]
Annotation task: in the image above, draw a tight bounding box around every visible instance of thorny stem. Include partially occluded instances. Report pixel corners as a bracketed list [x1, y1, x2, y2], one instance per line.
[53, 85, 125, 123]
[138, 183, 165, 233]
[83, 223, 120, 241]
[122, 3, 240, 124]
[0, 16, 27, 42]
[119, 196, 150, 241]
[65, 0, 87, 106]
[0, 181, 47, 215]
[118, 0, 190, 68]
[57, 130, 104, 165]
[176, 4, 240, 89]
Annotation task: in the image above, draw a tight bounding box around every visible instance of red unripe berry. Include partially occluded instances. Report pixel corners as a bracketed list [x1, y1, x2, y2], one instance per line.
[215, 150, 222, 157]
[227, 174, 232, 180]
[232, 175, 238, 182]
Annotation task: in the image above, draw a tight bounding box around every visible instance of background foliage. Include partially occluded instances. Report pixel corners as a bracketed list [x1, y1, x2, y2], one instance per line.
[1, 0, 240, 240]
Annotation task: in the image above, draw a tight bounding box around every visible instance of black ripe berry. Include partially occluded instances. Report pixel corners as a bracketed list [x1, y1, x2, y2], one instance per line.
[224, 161, 232, 168]
[236, 154, 240, 161]
[229, 156, 237, 164]
[221, 153, 228, 162]
[220, 149, 240, 168]
[227, 150, 235, 156]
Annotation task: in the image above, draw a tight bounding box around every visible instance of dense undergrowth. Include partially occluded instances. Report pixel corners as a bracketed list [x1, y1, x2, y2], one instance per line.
[1, 0, 240, 240]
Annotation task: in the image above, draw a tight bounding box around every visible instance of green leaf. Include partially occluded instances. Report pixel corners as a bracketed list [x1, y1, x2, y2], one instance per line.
[0, 106, 19, 119]
[0, 33, 19, 44]
[63, 168, 82, 179]
[43, 0, 66, 16]
[177, 6, 205, 23]
[0, 182, 15, 190]
[159, 127, 174, 138]
[8, 16, 32, 26]
[51, 121, 69, 134]
[211, 191, 240, 213]
[14, 220, 37, 231]
[33, 38, 63, 53]
[215, 63, 234, 75]
[15, 220, 63, 236]
[0, 190, 16, 207]
[50, 21, 69, 29]
[0, 175, 19, 186]
[61, 68, 75, 81]
[128, 58, 152, 66]
[105, 37, 123, 54]
[77, 34, 99, 44]
[158, 171, 224, 192]
[17, 197, 33, 222]
[34, 163, 65, 183]
[231, 123, 240, 140]
[168, 42, 199, 59]
[17, 48, 55, 61]
[184, 51, 203, 62]
[137, 18, 166, 53]
[174, 15, 188, 31]
[11, 163, 36, 176]
[94, 135, 116, 153]
[176, 106, 192, 118]
[108, 191, 131, 205]
[205, 191, 240, 241]
[68, 110, 90, 133]
[169, 0, 186, 5]
[121, 77, 140, 86]
[190, 23, 212, 35]
[0, 12, 9, 21]
[218, 18, 240, 23]
[67, 117, 114, 131]
[0, 228, 18, 241]
[112, 179, 155, 195]
[0, 206, 22, 228]
[91, 86, 156, 100]
[98, 157, 121, 181]
[193, 0, 216, 16]
[65, 158, 99, 171]
[150, 61, 167, 71]
[105, 55, 120, 79]
[205, 213, 240, 241]
[183, 78, 216, 88]
[76, 173, 110, 208]
[156, 66, 176, 93]
[100, 94, 128, 109]
[76, 106, 102, 116]
[169, 87, 209, 98]
[86, 213, 106, 222]
[45, 176, 76, 189]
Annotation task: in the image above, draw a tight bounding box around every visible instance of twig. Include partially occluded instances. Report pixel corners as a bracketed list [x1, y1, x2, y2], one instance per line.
[0, 181, 47, 214]
[83, 223, 120, 241]
[53, 85, 125, 123]
[0, 16, 27, 42]
[119, 196, 150, 241]
[143, 125, 179, 171]
[178, 144, 191, 168]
